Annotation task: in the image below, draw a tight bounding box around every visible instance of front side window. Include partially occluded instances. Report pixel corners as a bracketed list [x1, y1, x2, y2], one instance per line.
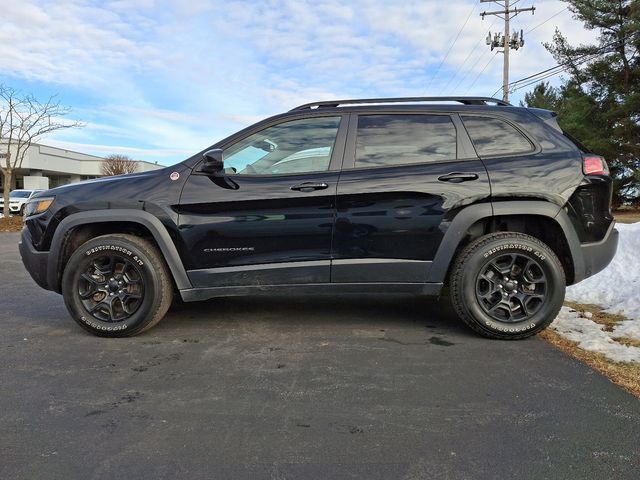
[461, 115, 533, 157]
[223, 116, 341, 175]
[355, 114, 457, 168]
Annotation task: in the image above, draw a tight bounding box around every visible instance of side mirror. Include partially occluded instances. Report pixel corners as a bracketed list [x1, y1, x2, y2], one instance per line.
[200, 149, 224, 174]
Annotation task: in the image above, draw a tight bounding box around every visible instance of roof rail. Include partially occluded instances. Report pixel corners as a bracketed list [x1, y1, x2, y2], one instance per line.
[290, 96, 511, 111]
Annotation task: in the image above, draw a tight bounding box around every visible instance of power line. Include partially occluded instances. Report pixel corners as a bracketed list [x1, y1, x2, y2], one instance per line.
[507, 38, 628, 91]
[525, 7, 568, 34]
[496, 37, 634, 96]
[508, 55, 599, 92]
[426, 1, 479, 91]
[444, 18, 497, 93]
[465, 51, 500, 94]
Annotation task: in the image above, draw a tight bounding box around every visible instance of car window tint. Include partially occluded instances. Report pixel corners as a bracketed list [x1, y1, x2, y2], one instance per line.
[355, 115, 457, 168]
[462, 116, 533, 156]
[223, 117, 341, 175]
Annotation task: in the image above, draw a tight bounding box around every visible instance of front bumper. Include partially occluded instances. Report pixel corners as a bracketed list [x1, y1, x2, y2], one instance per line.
[19, 228, 51, 290]
[575, 222, 618, 283]
[0, 203, 22, 212]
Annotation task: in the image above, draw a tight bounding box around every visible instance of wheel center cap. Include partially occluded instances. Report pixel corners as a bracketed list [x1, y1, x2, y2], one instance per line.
[108, 280, 119, 292]
[505, 281, 516, 291]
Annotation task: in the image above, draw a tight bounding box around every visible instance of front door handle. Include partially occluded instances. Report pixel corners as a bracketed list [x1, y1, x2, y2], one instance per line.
[290, 182, 329, 192]
[437, 172, 479, 183]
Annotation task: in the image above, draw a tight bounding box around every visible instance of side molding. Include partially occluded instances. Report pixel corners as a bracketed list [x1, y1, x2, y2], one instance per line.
[47, 209, 192, 292]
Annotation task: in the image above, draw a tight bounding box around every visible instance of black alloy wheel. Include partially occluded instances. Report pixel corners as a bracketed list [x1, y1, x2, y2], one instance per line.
[450, 232, 565, 340]
[475, 253, 547, 323]
[78, 254, 145, 322]
[62, 234, 173, 337]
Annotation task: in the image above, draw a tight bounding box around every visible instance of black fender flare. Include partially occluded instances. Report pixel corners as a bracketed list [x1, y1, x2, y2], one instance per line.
[426, 201, 584, 283]
[47, 209, 191, 293]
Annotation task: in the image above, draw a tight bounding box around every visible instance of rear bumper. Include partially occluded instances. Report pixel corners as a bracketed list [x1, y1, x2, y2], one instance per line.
[19, 228, 51, 290]
[574, 222, 618, 283]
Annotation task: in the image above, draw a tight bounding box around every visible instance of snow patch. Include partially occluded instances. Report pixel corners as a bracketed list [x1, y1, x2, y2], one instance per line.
[550, 222, 640, 363]
[550, 307, 640, 363]
[566, 222, 640, 320]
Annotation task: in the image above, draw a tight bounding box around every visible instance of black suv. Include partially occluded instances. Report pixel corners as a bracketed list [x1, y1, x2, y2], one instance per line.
[19, 97, 618, 339]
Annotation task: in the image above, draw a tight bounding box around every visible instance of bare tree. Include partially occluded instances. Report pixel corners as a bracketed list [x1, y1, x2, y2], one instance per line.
[1, 84, 83, 215]
[100, 154, 139, 176]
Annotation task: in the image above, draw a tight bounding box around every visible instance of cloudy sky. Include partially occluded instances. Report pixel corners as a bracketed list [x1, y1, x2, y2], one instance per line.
[0, 0, 593, 165]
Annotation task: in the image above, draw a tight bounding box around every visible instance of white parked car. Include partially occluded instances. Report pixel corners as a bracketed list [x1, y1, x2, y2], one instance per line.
[0, 189, 44, 215]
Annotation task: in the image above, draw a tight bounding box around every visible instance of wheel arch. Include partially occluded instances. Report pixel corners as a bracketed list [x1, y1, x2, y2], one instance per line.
[47, 210, 191, 293]
[427, 201, 584, 286]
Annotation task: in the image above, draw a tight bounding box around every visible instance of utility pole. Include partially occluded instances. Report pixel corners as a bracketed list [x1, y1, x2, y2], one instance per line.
[480, 0, 536, 102]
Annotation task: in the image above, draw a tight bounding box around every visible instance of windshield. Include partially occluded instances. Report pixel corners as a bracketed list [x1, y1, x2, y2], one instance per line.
[10, 190, 32, 198]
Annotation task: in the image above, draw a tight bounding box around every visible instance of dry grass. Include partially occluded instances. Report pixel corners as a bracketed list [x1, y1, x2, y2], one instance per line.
[563, 301, 626, 331]
[614, 208, 640, 224]
[0, 216, 23, 232]
[614, 337, 640, 348]
[541, 303, 640, 398]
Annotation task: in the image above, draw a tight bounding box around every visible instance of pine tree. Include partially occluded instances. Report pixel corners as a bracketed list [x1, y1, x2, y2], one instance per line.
[526, 1, 639, 205]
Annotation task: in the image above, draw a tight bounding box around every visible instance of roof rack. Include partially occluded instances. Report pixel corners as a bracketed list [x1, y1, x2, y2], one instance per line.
[290, 96, 511, 111]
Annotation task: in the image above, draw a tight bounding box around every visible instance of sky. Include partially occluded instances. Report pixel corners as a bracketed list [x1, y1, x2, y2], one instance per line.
[0, 0, 595, 165]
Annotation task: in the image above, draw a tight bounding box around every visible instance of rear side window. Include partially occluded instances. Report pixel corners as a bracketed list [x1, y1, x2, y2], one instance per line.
[462, 115, 533, 157]
[355, 114, 457, 167]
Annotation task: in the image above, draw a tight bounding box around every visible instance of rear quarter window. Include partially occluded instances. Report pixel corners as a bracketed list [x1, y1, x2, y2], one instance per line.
[462, 115, 533, 157]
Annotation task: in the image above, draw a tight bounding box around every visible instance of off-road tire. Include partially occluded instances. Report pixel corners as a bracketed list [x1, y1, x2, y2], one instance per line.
[62, 234, 173, 337]
[450, 232, 565, 340]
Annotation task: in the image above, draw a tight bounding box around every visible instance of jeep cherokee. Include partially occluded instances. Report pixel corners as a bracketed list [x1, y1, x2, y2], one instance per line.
[19, 96, 618, 338]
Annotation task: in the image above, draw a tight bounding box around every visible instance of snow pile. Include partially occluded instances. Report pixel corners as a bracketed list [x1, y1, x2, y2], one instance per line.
[566, 222, 640, 320]
[550, 222, 640, 363]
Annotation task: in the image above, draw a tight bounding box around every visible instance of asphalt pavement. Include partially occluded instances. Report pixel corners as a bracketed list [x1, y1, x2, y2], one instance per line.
[1, 231, 639, 479]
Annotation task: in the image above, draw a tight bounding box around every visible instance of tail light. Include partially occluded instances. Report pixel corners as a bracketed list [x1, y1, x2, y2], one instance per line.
[583, 155, 609, 176]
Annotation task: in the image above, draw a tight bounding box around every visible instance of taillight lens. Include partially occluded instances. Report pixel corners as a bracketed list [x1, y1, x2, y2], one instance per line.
[583, 156, 609, 175]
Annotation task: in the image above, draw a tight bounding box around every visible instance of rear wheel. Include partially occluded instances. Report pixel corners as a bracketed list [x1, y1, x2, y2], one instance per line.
[450, 232, 565, 339]
[62, 234, 173, 337]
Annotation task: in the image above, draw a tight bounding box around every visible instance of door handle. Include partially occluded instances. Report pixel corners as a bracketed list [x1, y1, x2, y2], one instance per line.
[290, 182, 329, 192]
[437, 172, 479, 183]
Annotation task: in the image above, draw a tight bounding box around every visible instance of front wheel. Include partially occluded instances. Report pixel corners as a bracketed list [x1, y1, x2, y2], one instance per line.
[449, 232, 565, 340]
[62, 234, 173, 337]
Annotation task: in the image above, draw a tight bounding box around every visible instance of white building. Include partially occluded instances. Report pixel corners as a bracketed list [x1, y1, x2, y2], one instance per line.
[1, 141, 163, 191]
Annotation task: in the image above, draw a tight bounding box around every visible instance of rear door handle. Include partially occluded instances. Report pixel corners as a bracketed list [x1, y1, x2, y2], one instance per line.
[290, 182, 329, 192]
[437, 172, 479, 183]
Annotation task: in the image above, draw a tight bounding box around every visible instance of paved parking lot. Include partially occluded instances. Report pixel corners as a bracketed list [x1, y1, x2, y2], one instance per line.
[2, 231, 639, 479]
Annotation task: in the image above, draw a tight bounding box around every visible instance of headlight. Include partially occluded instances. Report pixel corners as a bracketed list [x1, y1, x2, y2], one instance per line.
[23, 197, 55, 217]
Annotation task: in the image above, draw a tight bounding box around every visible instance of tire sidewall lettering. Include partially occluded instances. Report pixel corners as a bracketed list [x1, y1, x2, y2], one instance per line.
[482, 243, 546, 261]
[84, 244, 144, 266]
[79, 315, 128, 331]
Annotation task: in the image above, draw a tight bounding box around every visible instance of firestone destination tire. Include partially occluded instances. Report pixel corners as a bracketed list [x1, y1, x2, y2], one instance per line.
[450, 232, 566, 340]
[62, 234, 173, 337]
